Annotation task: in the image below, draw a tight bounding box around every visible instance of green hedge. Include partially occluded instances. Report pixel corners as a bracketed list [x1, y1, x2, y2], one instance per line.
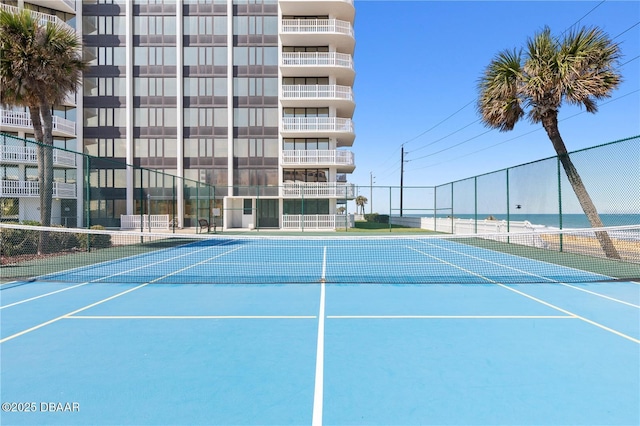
[364, 213, 389, 224]
[1, 223, 111, 257]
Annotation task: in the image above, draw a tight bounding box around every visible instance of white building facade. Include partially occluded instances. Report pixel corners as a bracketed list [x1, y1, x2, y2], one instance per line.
[0, 0, 357, 231]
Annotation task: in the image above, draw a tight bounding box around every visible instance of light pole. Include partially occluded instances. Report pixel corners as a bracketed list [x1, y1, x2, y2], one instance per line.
[370, 171, 375, 214]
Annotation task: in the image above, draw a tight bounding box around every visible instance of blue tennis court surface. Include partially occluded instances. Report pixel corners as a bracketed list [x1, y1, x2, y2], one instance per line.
[1, 237, 639, 425]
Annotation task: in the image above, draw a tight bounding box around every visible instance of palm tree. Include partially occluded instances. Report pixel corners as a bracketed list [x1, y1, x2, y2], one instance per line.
[355, 195, 368, 215]
[478, 26, 621, 259]
[0, 9, 85, 252]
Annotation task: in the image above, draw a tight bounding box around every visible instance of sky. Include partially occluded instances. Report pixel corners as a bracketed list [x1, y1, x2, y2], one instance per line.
[349, 0, 640, 191]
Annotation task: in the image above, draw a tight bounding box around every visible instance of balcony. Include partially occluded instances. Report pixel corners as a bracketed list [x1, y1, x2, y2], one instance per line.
[0, 180, 77, 198]
[0, 4, 75, 31]
[282, 182, 356, 199]
[0, 109, 76, 138]
[282, 149, 355, 173]
[281, 52, 355, 86]
[21, 0, 76, 14]
[281, 19, 355, 53]
[281, 117, 355, 146]
[280, 0, 355, 22]
[281, 85, 355, 116]
[0, 145, 77, 168]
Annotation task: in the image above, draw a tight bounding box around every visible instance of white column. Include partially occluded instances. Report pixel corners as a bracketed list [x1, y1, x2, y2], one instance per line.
[226, 0, 234, 202]
[176, 0, 184, 227]
[125, 0, 134, 215]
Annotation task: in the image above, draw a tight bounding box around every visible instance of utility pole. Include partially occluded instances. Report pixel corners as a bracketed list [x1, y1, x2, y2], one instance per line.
[400, 146, 404, 217]
[370, 171, 375, 214]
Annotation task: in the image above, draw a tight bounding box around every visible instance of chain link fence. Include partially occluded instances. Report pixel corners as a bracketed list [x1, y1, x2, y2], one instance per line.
[363, 136, 639, 232]
[1, 133, 638, 232]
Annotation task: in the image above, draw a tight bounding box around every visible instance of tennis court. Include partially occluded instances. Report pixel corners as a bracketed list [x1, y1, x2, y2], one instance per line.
[1, 225, 639, 425]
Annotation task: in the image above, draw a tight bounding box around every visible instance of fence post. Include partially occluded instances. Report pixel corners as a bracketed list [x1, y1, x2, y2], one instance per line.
[172, 175, 176, 233]
[451, 184, 454, 234]
[474, 176, 478, 234]
[85, 155, 91, 229]
[506, 168, 510, 243]
[139, 168, 144, 234]
[557, 156, 563, 251]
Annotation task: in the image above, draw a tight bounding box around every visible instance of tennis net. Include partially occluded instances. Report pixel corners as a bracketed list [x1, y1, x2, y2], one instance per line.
[1, 223, 638, 284]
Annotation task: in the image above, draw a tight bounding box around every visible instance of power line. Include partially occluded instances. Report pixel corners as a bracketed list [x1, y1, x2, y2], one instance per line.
[405, 89, 640, 173]
[403, 37, 639, 169]
[408, 119, 481, 154]
[613, 21, 639, 40]
[561, 0, 607, 36]
[399, 99, 475, 147]
[370, 2, 638, 184]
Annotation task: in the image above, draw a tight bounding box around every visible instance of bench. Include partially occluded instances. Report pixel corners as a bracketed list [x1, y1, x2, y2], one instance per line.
[198, 218, 211, 233]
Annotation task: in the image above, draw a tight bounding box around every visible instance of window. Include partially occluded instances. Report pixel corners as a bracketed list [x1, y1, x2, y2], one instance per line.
[283, 138, 329, 150]
[233, 47, 278, 66]
[243, 199, 252, 215]
[234, 108, 278, 127]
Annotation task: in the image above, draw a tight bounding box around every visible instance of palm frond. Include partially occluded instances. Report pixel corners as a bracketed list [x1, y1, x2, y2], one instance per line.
[558, 26, 622, 109]
[477, 48, 525, 131]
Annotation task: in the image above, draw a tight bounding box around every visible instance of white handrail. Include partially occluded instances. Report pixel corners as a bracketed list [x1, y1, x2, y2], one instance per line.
[281, 85, 353, 101]
[282, 149, 354, 166]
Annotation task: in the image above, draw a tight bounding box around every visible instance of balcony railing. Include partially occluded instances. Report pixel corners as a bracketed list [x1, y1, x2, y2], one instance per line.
[282, 52, 354, 69]
[281, 85, 353, 101]
[282, 214, 354, 230]
[0, 110, 76, 137]
[282, 182, 356, 198]
[0, 145, 77, 167]
[281, 117, 354, 133]
[0, 180, 76, 198]
[282, 149, 354, 166]
[0, 4, 74, 32]
[282, 18, 354, 38]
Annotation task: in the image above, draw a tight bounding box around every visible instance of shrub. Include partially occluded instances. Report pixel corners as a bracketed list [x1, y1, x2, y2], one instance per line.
[364, 213, 389, 224]
[77, 225, 112, 250]
[1, 225, 38, 257]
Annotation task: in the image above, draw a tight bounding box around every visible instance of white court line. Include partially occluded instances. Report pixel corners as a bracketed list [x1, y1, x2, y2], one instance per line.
[67, 315, 316, 319]
[19, 234, 226, 282]
[415, 240, 640, 308]
[0, 246, 243, 344]
[0, 283, 149, 344]
[1, 282, 90, 310]
[1, 240, 238, 310]
[312, 247, 327, 426]
[410, 247, 640, 344]
[327, 315, 575, 319]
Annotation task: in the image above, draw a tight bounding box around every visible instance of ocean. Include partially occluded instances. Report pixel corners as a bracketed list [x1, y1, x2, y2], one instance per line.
[426, 213, 640, 229]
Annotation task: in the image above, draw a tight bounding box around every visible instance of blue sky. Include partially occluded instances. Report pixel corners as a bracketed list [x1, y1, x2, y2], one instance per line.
[350, 0, 640, 190]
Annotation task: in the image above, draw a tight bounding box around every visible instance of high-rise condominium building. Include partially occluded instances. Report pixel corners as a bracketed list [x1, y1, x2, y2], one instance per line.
[0, 0, 356, 231]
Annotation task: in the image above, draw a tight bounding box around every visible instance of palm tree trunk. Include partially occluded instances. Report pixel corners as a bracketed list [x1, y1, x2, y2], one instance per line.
[541, 114, 620, 260]
[28, 106, 48, 254]
[38, 103, 54, 229]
